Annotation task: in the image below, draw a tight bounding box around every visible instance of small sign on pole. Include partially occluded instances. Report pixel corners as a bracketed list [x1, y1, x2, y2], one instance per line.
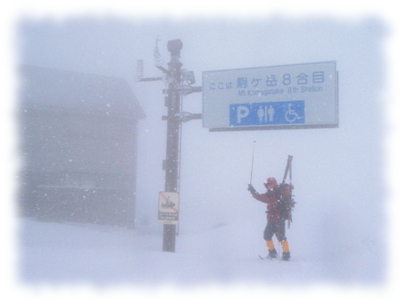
[158, 192, 179, 225]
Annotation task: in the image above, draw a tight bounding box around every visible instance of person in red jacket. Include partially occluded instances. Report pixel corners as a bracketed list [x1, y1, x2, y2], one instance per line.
[248, 177, 291, 260]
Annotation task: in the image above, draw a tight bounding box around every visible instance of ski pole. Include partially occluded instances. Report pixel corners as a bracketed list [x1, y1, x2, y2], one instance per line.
[249, 141, 256, 184]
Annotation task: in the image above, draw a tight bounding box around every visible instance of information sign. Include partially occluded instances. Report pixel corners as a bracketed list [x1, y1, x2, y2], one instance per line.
[158, 192, 179, 225]
[202, 61, 338, 131]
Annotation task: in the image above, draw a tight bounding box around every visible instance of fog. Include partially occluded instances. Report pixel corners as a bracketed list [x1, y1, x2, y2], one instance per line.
[16, 14, 390, 290]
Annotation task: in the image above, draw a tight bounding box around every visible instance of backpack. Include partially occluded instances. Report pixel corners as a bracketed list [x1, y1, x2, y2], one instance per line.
[278, 183, 296, 227]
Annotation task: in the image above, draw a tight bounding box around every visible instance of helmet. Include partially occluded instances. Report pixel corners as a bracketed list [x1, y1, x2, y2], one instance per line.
[265, 177, 278, 188]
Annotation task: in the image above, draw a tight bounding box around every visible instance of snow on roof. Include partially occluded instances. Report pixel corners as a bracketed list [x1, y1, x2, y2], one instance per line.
[18, 64, 146, 119]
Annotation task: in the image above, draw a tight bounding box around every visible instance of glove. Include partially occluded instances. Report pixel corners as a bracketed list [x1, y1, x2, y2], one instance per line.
[248, 184, 256, 194]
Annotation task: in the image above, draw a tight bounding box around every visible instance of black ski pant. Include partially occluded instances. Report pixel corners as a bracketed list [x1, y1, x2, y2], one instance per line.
[263, 219, 286, 242]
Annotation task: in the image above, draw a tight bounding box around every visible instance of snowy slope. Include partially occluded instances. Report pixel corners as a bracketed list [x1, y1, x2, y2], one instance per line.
[19, 216, 382, 286]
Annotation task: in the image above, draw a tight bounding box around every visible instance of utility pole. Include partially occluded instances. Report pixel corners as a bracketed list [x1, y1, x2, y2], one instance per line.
[162, 39, 183, 252]
[137, 39, 202, 253]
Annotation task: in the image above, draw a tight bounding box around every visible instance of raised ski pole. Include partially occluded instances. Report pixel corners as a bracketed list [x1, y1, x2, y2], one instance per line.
[249, 141, 256, 184]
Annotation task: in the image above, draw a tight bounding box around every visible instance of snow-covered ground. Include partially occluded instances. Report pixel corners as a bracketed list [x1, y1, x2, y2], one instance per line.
[18, 214, 383, 290]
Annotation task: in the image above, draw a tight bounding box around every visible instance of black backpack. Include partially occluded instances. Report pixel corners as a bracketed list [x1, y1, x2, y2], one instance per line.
[278, 183, 296, 226]
[278, 155, 296, 227]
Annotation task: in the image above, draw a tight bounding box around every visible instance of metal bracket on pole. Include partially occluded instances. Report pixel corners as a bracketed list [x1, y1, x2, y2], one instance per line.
[177, 85, 202, 96]
[162, 112, 202, 123]
[176, 112, 202, 122]
[136, 59, 164, 82]
[156, 65, 170, 75]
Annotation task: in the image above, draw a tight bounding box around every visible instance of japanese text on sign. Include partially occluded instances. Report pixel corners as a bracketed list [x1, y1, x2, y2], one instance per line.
[208, 71, 325, 96]
[202, 61, 338, 130]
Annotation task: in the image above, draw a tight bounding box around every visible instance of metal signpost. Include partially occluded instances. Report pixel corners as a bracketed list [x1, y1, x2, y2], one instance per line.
[202, 61, 338, 131]
[161, 40, 183, 252]
[137, 39, 202, 252]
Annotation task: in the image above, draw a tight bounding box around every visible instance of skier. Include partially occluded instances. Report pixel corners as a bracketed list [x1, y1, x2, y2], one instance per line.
[248, 177, 291, 261]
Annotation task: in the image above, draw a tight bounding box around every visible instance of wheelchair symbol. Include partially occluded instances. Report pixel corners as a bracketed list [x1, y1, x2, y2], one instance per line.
[285, 103, 304, 123]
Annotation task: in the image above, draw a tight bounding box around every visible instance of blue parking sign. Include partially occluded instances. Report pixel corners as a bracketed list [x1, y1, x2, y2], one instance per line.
[230, 100, 305, 127]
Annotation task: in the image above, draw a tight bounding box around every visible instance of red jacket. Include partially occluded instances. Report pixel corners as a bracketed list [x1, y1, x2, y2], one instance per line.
[252, 190, 281, 222]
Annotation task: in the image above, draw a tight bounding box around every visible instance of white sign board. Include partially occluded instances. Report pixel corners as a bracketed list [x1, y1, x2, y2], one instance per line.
[158, 192, 179, 225]
[202, 61, 338, 131]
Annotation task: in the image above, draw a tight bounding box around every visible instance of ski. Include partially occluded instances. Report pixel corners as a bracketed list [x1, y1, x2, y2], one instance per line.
[259, 255, 274, 260]
[259, 255, 290, 261]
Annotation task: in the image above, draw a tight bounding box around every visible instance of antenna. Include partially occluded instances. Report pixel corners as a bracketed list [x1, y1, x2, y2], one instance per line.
[154, 36, 163, 66]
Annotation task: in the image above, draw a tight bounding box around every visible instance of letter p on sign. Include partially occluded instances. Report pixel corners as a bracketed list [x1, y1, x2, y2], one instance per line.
[237, 105, 249, 124]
